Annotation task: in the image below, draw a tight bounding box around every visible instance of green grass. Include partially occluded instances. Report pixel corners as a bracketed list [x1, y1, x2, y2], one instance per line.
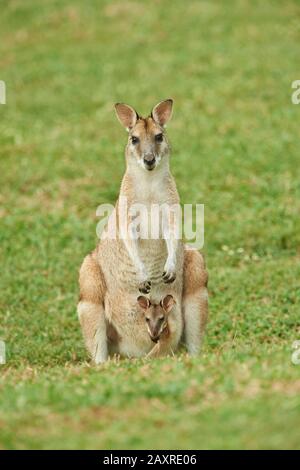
[1, 0, 300, 449]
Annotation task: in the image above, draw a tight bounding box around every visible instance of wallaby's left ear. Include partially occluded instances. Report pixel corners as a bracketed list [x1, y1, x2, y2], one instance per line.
[161, 294, 176, 313]
[151, 99, 173, 127]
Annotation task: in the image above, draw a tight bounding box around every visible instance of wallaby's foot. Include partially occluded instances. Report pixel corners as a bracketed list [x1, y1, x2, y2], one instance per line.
[94, 351, 108, 364]
[186, 344, 200, 356]
[93, 333, 108, 364]
[138, 279, 152, 294]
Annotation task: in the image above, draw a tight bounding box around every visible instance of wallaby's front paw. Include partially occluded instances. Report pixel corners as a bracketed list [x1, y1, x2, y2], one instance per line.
[163, 258, 176, 284]
[138, 279, 152, 294]
[162, 269, 176, 284]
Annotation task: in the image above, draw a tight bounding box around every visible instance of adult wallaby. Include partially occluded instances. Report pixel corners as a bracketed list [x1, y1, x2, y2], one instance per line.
[78, 99, 208, 363]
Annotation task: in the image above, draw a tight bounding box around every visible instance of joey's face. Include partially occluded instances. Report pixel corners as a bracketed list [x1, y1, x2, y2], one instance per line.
[137, 294, 175, 343]
[115, 99, 173, 172]
[145, 305, 167, 343]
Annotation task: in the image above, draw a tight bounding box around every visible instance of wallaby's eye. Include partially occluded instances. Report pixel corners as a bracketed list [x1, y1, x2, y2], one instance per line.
[146, 317, 150, 323]
[131, 136, 139, 145]
[159, 316, 164, 321]
[155, 133, 163, 143]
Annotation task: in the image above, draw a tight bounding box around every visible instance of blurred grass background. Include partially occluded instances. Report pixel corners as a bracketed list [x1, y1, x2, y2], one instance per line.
[0, 0, 300, 449]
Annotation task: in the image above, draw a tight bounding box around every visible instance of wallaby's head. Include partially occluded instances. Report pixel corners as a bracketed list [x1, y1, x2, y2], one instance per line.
[137, 294, 175, 342]
[115, 99, 173, 172]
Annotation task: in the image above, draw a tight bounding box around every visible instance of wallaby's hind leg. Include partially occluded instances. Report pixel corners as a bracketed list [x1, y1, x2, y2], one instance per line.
[77, 252, 108, 364]
[182, 248, 208, 355]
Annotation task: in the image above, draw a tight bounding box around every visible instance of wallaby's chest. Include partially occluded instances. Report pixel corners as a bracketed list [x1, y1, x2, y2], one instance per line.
[132, 177, 172, 205]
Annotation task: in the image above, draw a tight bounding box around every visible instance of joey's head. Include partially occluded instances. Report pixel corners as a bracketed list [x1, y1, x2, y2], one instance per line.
[137, 294, 176, 342]
[114, 99, 173, 172]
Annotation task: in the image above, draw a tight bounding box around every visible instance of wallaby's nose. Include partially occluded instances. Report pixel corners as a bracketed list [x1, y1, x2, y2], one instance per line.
[143, 154, 156, 170]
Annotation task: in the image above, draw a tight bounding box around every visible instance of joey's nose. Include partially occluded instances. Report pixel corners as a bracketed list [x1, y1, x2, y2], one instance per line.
[150, 335, 159, 343]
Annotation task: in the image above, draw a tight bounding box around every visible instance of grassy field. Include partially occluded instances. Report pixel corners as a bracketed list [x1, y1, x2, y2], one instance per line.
[1, 0, 300, 450]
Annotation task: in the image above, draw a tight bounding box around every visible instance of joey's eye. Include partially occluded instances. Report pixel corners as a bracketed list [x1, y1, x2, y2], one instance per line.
[155, 133, 163, 143]
[146, 317, 150, 323]
[131, 136, 139, 145]
[159, 316, 164, 321]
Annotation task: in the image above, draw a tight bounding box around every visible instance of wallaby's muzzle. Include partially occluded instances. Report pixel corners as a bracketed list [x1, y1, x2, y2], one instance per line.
[150, 334, 159, 343]
[143, 154, 156, 171]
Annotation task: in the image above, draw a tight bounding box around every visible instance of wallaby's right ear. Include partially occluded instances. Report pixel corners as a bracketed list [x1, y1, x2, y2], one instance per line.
[115, 103, 139, 131]
[151, 99, 173, 127]
[161, 294, 176, 313]
[137, 296, 151, 310]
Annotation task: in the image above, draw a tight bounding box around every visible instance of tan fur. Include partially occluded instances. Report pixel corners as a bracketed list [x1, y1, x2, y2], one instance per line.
[183, 249, 208, 295]
[79, 251, 106, 304]
[78, 100, 208, 362]
[182, 248, 209, 354]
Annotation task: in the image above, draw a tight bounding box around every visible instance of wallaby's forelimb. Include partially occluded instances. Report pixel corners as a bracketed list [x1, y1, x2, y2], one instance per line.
[121, 219, 151, 294]
[162, 207, 179, 284]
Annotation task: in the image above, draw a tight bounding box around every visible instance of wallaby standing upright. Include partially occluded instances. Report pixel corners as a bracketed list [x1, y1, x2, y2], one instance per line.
[78, 99, 208, 363]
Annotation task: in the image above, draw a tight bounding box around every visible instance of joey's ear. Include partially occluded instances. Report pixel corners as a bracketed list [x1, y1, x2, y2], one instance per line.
[151, 99, 173, 127]
[161, 294, 176, 313]
[137, 296, 150, 310]
[115, 103, 139, 131]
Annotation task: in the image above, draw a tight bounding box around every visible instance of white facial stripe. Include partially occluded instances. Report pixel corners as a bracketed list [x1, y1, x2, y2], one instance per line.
[155, 155, 161, 165]
[137, 158, 145, 168]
